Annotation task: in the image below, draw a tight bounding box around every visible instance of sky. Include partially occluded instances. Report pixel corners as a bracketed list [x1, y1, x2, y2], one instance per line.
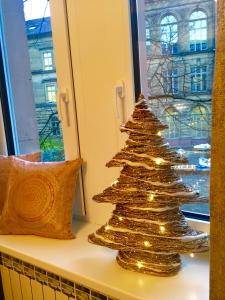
[23, 0, 50, 20]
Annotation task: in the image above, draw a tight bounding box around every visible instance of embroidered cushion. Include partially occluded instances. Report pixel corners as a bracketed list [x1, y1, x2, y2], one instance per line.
[0, 157, 82, 239]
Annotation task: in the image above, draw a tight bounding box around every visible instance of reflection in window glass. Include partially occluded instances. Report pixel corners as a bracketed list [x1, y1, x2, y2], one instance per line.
[142, 0, 215, 216]
[24, 0, 64, 162]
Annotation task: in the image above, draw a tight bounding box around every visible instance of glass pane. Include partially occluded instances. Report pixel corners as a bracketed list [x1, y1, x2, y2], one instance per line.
[139, 0, 215, 216]
[23, 0, 64, 161]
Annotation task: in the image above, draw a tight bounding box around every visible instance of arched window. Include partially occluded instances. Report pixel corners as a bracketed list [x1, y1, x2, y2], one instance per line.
[160, 15, 178, 54]
[191, 105, 209, 138]
[189, 11, 207, 51]
[164, 107, 180, 138]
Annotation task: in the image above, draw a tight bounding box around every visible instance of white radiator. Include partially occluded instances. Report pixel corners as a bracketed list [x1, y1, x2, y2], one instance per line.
[0, 253, 117, 300]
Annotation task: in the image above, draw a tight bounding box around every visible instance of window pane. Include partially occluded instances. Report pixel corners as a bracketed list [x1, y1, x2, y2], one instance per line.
[139, 1, 215, 216]
[24, 0, 64, 161]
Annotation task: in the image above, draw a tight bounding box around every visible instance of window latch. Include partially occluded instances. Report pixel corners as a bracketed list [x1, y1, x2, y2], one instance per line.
[115, 80, 126, 124]
[57, 89, 70, 127]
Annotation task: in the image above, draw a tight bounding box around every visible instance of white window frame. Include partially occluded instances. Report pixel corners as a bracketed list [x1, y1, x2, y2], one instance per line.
[42, 50, 54, 71]
[189, 10, 208, 52]
[50, 0, 135, 223]
[163, 69, 179, 94]
[191, 65, 207, 92]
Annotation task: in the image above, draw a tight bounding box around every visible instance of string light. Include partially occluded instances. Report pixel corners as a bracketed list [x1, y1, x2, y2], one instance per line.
[155, 158, 163, 165]
[157, 131, 162, 136]
[144, 241, 151, 247]
[160, 225, 165, 233]
[148, 193, 155, 201]
[105, 225, 110, 231]
[137, 261, 144, 269]
[118, 216, 123, 221]
[111, 180, 118, 186]
[190, 253, 195, 258]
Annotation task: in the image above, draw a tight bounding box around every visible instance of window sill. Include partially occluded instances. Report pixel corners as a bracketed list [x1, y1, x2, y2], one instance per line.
[0, 220, 209, 300]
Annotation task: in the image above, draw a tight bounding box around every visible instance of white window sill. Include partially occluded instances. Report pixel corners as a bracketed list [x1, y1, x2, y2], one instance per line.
[0, 220, 209, 300]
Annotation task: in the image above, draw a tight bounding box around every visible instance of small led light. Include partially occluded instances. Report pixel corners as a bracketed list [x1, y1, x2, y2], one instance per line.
[190, 253, 195, 258]
[144, 241, 151, 247]
[105, 225, 110, 231]
[137, 261, 144, 269]
[111, 180, 118, 186]
[160, 225, 165, 233]
[157, 131, 162, 137]
[148, 194, 154, 201]
[155, 158, 163, 165]
[118, 217, 123, 221]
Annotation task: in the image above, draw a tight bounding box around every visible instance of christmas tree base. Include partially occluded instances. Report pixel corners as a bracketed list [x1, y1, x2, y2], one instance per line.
[116, 250, 181, 276]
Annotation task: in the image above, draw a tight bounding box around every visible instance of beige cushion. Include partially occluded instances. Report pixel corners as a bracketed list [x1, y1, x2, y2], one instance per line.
[0, 157, 82, 239]
[0, 152, 41, 213]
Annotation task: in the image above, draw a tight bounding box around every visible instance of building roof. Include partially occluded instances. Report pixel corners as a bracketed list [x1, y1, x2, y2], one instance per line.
[26, 17, 52, 37]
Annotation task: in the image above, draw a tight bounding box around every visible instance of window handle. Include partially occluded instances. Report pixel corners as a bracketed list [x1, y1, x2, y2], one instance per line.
[57, 89, 70, 127]
[115, 80, 126, 124]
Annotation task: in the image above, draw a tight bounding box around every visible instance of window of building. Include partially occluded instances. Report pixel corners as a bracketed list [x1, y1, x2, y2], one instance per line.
[160, 15, 178, 55]
[163, 69, 179, 94]
[43, 50, 54, 70]
[191, 105, 210, 138]
[191, 66, 207, 92]
[189, 10, 208, 52]
[164, 107, 180, 138]
[45, 83, 57, 102]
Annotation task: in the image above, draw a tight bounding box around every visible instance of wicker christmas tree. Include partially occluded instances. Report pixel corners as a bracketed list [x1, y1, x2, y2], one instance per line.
[88, 95, 209, 276]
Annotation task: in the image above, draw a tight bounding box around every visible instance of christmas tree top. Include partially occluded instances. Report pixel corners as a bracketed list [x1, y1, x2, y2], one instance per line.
[89, 95, 209, 276]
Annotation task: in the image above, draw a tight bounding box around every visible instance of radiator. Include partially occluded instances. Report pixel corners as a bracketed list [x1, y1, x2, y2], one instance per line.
[0, 253, 118, 300]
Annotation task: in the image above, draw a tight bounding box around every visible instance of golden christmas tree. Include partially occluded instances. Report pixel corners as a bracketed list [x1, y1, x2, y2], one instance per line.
[88, 95, 209, 276]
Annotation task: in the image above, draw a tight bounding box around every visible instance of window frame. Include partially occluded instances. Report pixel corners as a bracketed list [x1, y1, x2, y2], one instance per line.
[191, 65, 207, 93]
[164, 106, 181, 139]
[42, 49, 54, 71]
[45, 82, 57, 102]
[163, 69, 179, 95]
[132, 0, 210, 222]
[160, 15, 179, 55]
[191, 105, 210, 139]
[189, 10, 208, 52]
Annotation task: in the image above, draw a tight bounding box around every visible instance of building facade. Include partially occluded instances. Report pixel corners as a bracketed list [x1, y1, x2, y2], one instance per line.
[145, 0, 215, 148]
[26, 17, 60, 143]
